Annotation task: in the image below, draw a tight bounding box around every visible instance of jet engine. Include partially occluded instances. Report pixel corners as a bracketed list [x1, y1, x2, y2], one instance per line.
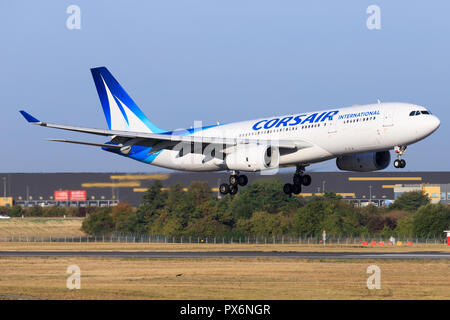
[225, 144, 279, 171]
[336, 151, 390, 172]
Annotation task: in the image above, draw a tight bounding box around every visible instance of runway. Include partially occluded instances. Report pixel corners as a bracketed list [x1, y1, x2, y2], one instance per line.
[0, 251, 449, 260]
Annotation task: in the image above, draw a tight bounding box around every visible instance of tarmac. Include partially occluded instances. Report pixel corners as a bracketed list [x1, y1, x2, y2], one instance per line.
[0, 251, 449, 260]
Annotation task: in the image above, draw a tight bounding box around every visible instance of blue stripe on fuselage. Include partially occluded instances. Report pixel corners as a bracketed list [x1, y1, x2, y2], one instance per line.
[101, 123, 223, 164]
[102, 144, 161, 164]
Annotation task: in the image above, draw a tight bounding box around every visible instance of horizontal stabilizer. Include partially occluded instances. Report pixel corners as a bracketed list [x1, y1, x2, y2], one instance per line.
[46, 139, 121, 148]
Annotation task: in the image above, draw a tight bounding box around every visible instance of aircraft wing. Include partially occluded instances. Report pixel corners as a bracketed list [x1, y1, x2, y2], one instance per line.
[20, 111, 313, 151]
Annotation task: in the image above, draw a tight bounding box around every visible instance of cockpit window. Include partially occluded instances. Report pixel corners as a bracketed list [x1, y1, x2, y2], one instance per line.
[410, 110, 432, 116]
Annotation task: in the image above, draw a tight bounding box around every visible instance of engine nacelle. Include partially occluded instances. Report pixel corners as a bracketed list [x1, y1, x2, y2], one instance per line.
[225, 144, 279, 171]
[336, 151, 390, 172]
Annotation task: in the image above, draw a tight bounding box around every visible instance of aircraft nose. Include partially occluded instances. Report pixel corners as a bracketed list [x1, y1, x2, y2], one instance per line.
[417, 114, 440, 138]
[431, 115, 440, 131]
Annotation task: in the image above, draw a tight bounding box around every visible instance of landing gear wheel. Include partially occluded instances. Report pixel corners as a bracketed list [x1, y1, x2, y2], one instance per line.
[302, 175, 311, 186]
[238, 175, 248, 186]
[394, 158, 406, 168]
[292, 183, 302, 195]
[229, 185, 238, 195]
[283, 183, 293, 195]
[293, 172, 311, 186]
[394, 146, 407, 169]
[293, 174, 302, 186]
[229, 175, 239, 185]
[219, 183, 230, 195]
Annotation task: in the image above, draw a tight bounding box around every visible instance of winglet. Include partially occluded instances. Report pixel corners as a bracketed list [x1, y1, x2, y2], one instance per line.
[19, 110, 41, 123]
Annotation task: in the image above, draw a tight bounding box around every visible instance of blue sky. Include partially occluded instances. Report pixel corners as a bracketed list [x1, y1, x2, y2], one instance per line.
[1, 1, 449, 172]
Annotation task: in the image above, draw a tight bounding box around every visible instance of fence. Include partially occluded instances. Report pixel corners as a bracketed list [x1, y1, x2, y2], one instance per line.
[0, 234, 447, 245]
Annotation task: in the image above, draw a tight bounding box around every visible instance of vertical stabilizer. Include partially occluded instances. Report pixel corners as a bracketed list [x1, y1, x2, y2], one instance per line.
[90, 67, 165, 133]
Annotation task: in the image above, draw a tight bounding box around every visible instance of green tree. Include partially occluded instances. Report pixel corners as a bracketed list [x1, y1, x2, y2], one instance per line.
[389, 191, 430, 212]
[187, 181, 212, 207]
[236, 211, 290, 237]
[320, 204, 360, 235]
[228, 179, 300, 219]
[135, 180, 168, 230]
[322, 191, 343, 201]
[141, 180, 167, 210]
[111, 202, 138, 233]
[28, 205, 44, 217]
[293, 198, 330, 236]
[293, 197, 361, 236]
[147, 209, 184, 235]
[412, 203, 450, 237]
[166, 184, 193, 223]
[44, 206, 66, 217]
[81, 208, 114, 235]
[394, 215, 414, 236]
[6, 205, 24, 217]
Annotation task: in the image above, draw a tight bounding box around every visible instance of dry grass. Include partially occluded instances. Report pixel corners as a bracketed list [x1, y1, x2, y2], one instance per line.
[0, 218, 85, 237]
[0, 219, 447, 300]
[0, 257, 448, 300]
[0, 242, 448, 252]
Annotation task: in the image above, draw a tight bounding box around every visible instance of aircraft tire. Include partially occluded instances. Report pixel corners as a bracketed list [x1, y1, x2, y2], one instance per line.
[302, 175, 312, 186]
[229, 175, 239, 185]
[283, 183, 293, 195]
[229, 185, 238, 195]
[238, 175, 248, 186]
[400, 159, 406, 168]
[219, 183, 230, 195]
[292, 183, 302, 195]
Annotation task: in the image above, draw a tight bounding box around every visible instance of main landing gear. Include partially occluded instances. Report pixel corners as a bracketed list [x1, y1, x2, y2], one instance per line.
[393, 146, 407, 168]
[219, 171, 248, 195]
[283, 165, 311, 196]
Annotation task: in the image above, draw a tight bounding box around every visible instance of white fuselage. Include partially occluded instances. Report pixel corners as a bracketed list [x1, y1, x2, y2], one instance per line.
[148, 102, 440, 171]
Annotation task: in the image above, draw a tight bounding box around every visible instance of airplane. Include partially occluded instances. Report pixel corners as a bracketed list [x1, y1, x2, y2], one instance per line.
[20, 67, 440, 196]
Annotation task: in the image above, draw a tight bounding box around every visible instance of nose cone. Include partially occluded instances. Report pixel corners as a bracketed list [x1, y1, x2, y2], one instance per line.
[430, 115, 440, 132]
[421, 115, 440, 137]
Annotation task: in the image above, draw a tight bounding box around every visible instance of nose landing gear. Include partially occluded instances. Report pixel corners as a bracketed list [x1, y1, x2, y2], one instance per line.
[393, 146, 407, 168]
[283, 165, 311, 196]
[219, 171, 248, 195]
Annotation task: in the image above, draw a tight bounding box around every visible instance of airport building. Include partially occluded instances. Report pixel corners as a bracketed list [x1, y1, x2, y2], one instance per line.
[1, 171, 450, 207]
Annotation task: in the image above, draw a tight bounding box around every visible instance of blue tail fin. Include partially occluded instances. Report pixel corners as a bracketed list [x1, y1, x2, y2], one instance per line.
[90, 67, 165, 133]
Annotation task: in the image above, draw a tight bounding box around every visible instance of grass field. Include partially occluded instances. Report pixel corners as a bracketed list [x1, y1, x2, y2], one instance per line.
[0, 218, 85, 237]
[0, 242, 449, 252]
[0, 218, 449, 300]
[0, 257, 448, 300]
